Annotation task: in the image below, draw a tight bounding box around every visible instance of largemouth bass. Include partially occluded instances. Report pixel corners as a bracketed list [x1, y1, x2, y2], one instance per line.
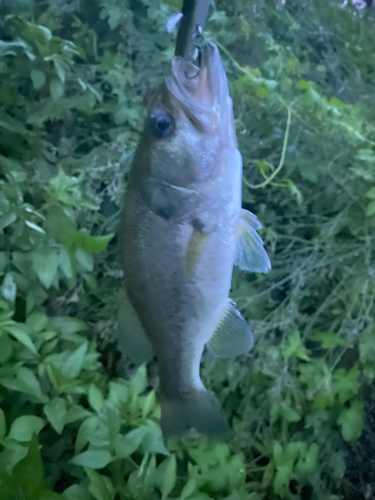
[119, 42, 270, 438]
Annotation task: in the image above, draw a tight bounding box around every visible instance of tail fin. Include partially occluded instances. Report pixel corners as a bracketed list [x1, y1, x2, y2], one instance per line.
[160, 389, 230, 439]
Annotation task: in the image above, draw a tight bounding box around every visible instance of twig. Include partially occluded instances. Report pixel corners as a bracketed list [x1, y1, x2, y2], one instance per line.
[243, 106, 292, 190]
[214, 39, 293, 189]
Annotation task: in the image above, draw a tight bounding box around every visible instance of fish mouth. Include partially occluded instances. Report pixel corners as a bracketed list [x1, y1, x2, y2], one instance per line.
[165, 42, 232, 133]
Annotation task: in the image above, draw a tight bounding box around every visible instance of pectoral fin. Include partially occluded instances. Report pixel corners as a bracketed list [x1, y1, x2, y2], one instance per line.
[206, 299, 254, 358]
[235, 209, 271, 273]
[116, 290, 154, 365]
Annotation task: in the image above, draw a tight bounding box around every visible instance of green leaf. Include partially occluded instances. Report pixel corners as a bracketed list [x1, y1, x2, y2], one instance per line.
[33, 489, 65, 499]
[366, 187, 375, 199]
[0, 334, 13, 363]
[45, 206, 77, 243]
[0, 252, 9, 273]
[254, 160, 273, 175]
[2, 439, 29, 472]
[1, 367, 47, 403]
[265, 79, 278, 89]
[25, 220, 45, 234]
[75, 248, 94, 272]
[88, 384, 104, 412]
[0, 39, 33, 57]
[49, 316, 87, 336]
[127, 453, 156, 498]
[59, 247, 73, 279]
[114, 105, 128, 125]
[180, 478, 197, 500]
[337, 400, 363, 442]
[44, 397, 67, 434]
[0, 111, 27, 135]
[26, 312, 48, 332]
[285, 178, 303, 206]
[32, 248, 59, 289]
[63, 484, 94, 500]
[280, 407, 301, 423]
[359, 330, 375, 372]
[114, 426, 148, 459]
[329, 96, 344, 107]
[142, 390, 157, 418]
[160, 455, 177, 499]
[0, 156, 27, 180]
[0, 408, 6, 441]
[86, 468, 115, 500]
[30, 69, 46, 89]
[8, 415, 45, 442]
[69, 229, 112, 254]
[70, 449, 112, 469]
[295, 443, 319, 475]
[65, 404, 92, 424]
[141, 425, 169, 456]
[7, 323, 38, 355]
[0, 211, 17, 231]
[311, 332, 346, 349]
[75, 416, 98, 454]
[282, 330, 310, 361]
[273, 464, 293, 496]
[100, 401, 120, 447]
[129, 364, 147, 394]
[355, 149, 375, 162]
[11, 436, 43, 495]
[50, 78, 64, 101]
[62, 342, 88, 378]
[1, 273, 17, 302]
[333, 366, 360, 403]
[297, 160, 318, 183]
[365, 199, 375, 217]
[272, 441, 283, 467]
[53, 56, 66, 83]
[296, 80, 309, 90]
[80, 233, 114, 254]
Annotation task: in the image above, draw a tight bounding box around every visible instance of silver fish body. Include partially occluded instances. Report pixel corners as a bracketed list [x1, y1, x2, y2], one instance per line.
[120, 43, 270, 438]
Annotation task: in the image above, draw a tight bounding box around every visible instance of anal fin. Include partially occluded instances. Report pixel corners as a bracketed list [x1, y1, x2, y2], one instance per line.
[206, 299, 254, 358]
[116, 290, 154, 365]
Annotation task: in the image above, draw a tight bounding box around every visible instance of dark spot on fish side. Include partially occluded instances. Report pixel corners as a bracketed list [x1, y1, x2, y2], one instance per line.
[192, 218, 207, 232]
[155, 204, 175, 219]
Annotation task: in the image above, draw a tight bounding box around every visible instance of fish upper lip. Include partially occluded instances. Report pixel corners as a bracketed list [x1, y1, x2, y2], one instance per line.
[165, 42, 229, 127]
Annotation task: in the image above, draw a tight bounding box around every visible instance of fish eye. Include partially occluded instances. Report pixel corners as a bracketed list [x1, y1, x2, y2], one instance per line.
[151, 110, 175, 139]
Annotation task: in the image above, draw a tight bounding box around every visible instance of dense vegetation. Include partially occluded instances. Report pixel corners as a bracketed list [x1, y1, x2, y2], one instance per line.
[0, 0, 374, 498]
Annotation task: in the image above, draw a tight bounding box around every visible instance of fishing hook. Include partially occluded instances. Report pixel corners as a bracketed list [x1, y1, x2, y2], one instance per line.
[185, 25, 204, 79]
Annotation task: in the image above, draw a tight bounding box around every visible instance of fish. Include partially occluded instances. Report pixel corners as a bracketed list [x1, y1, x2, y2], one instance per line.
[118, 42, 271, 439]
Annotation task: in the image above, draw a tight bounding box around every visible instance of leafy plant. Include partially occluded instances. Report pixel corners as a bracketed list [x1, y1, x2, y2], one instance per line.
[0, 0, 375, 499]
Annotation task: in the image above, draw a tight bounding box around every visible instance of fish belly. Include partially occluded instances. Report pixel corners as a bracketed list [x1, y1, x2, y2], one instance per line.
[122, 187, 237, 397]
